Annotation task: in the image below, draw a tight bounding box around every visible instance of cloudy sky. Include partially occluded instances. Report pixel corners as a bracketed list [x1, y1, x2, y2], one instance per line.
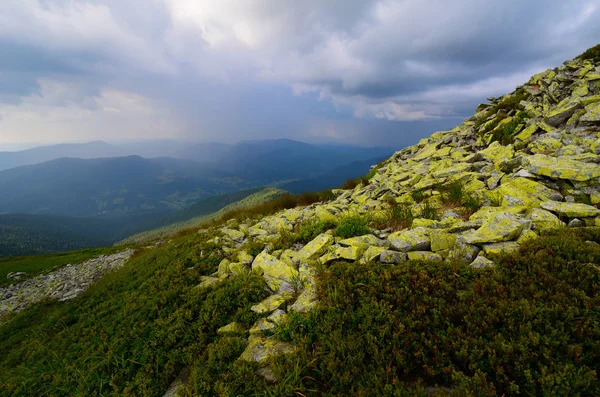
[1, 0, 599, 149]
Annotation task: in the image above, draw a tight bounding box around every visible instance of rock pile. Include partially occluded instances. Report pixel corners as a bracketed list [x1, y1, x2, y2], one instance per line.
[0, 250, 134, 317]
[191, 53, 600, 379]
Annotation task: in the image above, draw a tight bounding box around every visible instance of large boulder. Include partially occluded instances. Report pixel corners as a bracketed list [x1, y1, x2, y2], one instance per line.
[296, 233, 334, 261]
[239, 335, 296, 363]
[540, 201, 600, 218]
[523, 154, 600, 182]
[252, 252, 299, 292]
[388, 227, 431, 252]
[463, 211, 529, 244]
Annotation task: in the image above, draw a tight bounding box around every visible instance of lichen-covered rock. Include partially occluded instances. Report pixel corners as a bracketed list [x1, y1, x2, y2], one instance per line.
[222, 228, 245, 242]
[252, 252, 299, 291]
[470, 256, 496, 269]
[430, 230, 457, 252]
[540, 201, 600, 218]
[217, 322, 246, 334]
[407, 251, 443, 262]
[339, 234, 389, 249]
[523, 154, 600, 182]
[239, 335, 296, 363]
[296, 233, 334, 261]
[464, 211, 529, 244]
[379, 250, 407, 264]
[249, 318, 276, 335]
[529, 208, 565, 231]
[250, 293, 293, 314]
[388, 227, 431, 252]
[197, 276, 221, 289]
[446, 242, 480, 263]
[482, 242, 521, 256]
[238, 251, 254, 265]
[362, 246, 386, 262]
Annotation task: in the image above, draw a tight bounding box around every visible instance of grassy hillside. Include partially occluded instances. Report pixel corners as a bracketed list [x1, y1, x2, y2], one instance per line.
[121, 187, 287, 245]
[1, 225, 598, 395]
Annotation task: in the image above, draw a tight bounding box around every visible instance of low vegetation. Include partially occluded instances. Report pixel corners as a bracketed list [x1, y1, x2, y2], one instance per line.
[4, 227, 594, 395]
[577, 43, 600, 62]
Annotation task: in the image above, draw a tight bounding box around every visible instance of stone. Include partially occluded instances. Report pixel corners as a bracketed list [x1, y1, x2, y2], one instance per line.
[296, 233, 334, 261]
[289, 285, 318, 313]
[497, 177, 555, 207]
[540, 201, 600, 218]
[407, 251, 443, 262]
[339, 234, 389, 249]
[267, 309, 287, 324]
[218, 259, 231, 277]
[517, 230, 539, 244]
[249, 318, 276, 334]
[530, 208, 565, 232]
[430, 230, 457, 252]
[470, 256, 496, 269]
[250, 293, 292, 314]
[238, 251, 254, 265]
[580, 102, 600, 122]
[388, 227, 431, 252]
[252, 252, 299, 291]
[228, 262, 248, 276]
[379, 250, 407, 264]
[545, 98, 583, 126]
[464, 211, 529, 244]
[217, 322, 246, 334]
[363, 246, 386, 262]
[197, 276, 221, 289]
[523, 154, 600, 182]
[239, 335, 296, 363]
[568, 218, 585, 228]
[482, 242, 521, 256]
[333, 245, 364, 261]
[446, 242, 481, 263]
[255, 367, 278, 383]
[222, 228, 245, 242]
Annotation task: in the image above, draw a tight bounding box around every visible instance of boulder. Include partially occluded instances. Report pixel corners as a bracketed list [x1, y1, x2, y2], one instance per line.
[250, 293, 293, 315]
[388, 227, 431, 252]
[217, 322, 246, 334]
[362, 246, 386, 262]
[530, 208, 565, 231]
[523, 154, 600, 182]
[470, 256, 496, 269]
[407, 251, 443, 262]
[252, 252, 299, 291]
[222, 228, 245, 242]
[482, 242, 521, 256]
[239, 335, 296, 363]
[379, 250, 407, 264]
[540, 201, 600, 218]
[296, 233, 334, 261]
[464, 211, 529, 244]
[430, 230, 457, 252]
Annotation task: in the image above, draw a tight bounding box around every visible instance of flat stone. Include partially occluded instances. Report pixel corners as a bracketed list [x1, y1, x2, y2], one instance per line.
[296, 233, 334, 261]
[388, 227, 431, 252]
[523, 154, 600, 182]
[482, 242, 521, 256]
[540, 201, 600, 218]
[407, 251, 443, 262]
[470, 256, 496, 269]
[545, 99, 583, 126]
[464, 211, 529, 244]
[430, 230, 457, 252]
[362, 246, 386, 262]
[222, 228, 245, 242]
[251, 294, 292, 315]
[252, 252, 299, 291]
[217, 322, 246, 334]
[379, 250, 407, 264]
[239, 335, 296, 363]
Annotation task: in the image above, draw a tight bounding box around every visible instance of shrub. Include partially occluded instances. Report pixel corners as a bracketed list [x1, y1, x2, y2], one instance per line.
[490, 111, 529, 145]
[421, 201, 439, 220]
[295, 220, 338, 244]
[269, 229, 600, 396]
[577, 43, 600, 62]
[411, 189, 426, 203]
[334, 216, 370, 238]
[441, 181, 464, 206]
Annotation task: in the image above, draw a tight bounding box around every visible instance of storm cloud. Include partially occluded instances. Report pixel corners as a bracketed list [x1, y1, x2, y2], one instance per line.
[0, 0, 599, 147]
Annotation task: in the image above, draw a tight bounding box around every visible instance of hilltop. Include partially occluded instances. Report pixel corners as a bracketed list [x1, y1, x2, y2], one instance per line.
[1, 46, 600, 396]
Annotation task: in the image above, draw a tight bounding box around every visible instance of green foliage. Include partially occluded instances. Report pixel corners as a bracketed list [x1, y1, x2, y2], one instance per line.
[295, 220, 338, 244]
[441, 182, 465, 206]
[490, 111, 529, 145]
[576, 193, 593, 206]
[341, 177, 369, 190]
[0, 246, 125, 288]
[420, 202, 439, 220]
[334, 216, 370, 238]
[266, 229, 600, 396]
[577, 43, 600, 62]
[488, 191, 504, 207]
[371, 201, 414, 231]
[462, 193, 482, 215]
[475, 90, 529, 131]
[0, 232, 268, 396]
[411, 189, 426, 203]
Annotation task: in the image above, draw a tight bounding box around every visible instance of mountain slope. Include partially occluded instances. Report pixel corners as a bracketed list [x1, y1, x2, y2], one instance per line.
[0, 156, 251, 217]
[1, 46, 600, 396]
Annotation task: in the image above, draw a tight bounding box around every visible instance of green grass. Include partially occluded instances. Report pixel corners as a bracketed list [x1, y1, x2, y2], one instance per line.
[0, 246, 125, 288]
[295, 220, 338, 244]
[489, 111, 529, 146]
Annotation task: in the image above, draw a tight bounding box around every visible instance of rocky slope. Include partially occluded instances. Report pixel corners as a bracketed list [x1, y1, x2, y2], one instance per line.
[176, 51, 600, 383]
[0, 250, 134, 317]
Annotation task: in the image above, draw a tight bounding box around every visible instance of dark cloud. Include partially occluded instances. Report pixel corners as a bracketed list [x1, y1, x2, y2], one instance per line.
[0, 0, 598, 147]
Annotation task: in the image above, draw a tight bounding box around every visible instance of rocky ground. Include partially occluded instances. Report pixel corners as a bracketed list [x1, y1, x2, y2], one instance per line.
[170, 53, 600, 387]
[0, 249, 135, 317]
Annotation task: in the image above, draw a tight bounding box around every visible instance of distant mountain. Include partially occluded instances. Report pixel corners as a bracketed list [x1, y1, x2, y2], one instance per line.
[280, 156, 388, 194]
[175, 139, 394, 182]
[0, 156, 255, 217]
[0, 141, 125, 171]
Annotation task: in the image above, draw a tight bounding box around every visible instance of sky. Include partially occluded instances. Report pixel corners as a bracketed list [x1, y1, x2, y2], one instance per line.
[0, 0, 599, 149]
